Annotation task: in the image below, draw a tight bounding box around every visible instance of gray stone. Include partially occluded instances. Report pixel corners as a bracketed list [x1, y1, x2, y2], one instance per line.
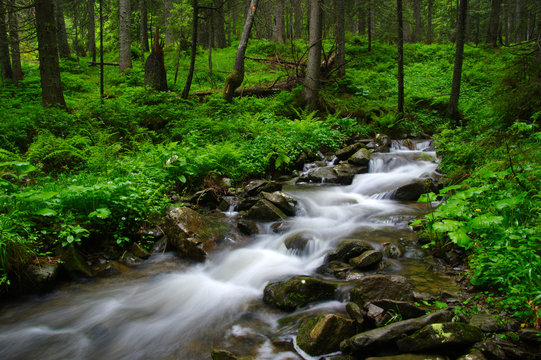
[260, 191, 297, 216]
[475, 337, 538, 359]
[316, 260, 352, 279]
[244, 199, 288, 221]
[457, 350, 487, 360]
[211, 349, 238, 360]
[298, 167, 339, 184]
[367, 300, 426, 320]
[519, 328, 541, 343]
[327, 239, 374, 263]
[297, 314, 356, 356]
[243, 180, 282, 197]
[346, 302, 366, 326]
[350, 275, 414, 307]
[392, 179, 437, 202]
[263, 276, 337, 312]
[349, 250, 383, 269]
[396, 322, 485, 352]
[284, 232, 313, 252]
[383, 241, 405, 258]
[335, 143, 365, 161]
[237, 219, 259, 235]
[341, 310, 454, 356]
[469, 313, 506, 333]
[348, 149, 372, 166]
[333, 163, 368, 184]
[27, 260, 61, 290]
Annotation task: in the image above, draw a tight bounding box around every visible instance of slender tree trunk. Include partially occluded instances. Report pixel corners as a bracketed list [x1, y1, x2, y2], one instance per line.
[447, 0, 468, 123]
[294, 0, 303, 39]
[119, 0, 132, 73]
[144, 29, 167, 91]
[0, 1, 12, 84]
[35, 0, 66, 108]
[427, 0, 434, 43]
[88, 0, 96, 62]
[503, 0, 509, 45]
[182, 0, 199, 99]
[223, 0, 258, 102]
[271, 0, 285, 42]
[302, 0, 322, 110]
[335, 0, 345, 77]
[487, 0, 501, 47]
[215, 0, 227, 48]
[368, 0, 372, 50]
[164, 0, 172, 46]
[397, 0, 404, 114]
[140, 0, 149, 53]
[8, 0, 22, 83]
[209, 8, 213, 76]
[515, 0, 522, 42]
[413, 0, 422, 42]
[55, 0, 71, 58]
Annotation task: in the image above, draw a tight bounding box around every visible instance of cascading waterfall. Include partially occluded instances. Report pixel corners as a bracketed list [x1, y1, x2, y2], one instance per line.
[0, 140, 450, 360]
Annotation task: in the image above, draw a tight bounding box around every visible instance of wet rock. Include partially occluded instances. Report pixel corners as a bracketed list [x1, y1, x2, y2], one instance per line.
[475, 337, 539, 360]
[58, 246, 93, 277]
[348, 149, 372, 167]
[326, 239, 374, 263]
[349, 275, 414, 307]
[189, 188, 222, 208]
[26, 260, 61, 290]
[333, 163, 368, 184]
[519, 328, 541, 343]
[297, 314, 356, 356]
[237, 219, 259, 235]
[349, 250, 383, 269]
[316, 260, 352, 279]
[469, 313, 506, 333]
[341, 310, 454, 356]
[295, 149, 320, 170]
[335, 143, 365, 161]
[218, 197, 236, 212]
[271, 222, 290, 233]
[263, 276, 337, 312]
[236, 197, 259, 212]
[346, 302, 367, 327]
[131, 243, 150, 259]
[244, 199, 287, 221]
[397, 322, 484, 352]
[119, 251, 143, 267]
[298, 167, 339, 184]
[211, 349, 238, 360]
[375, 134, 391, 152]
[368, 300, 426, 321]
[391, 179, 437, 202]
[365, 355, 449, 360]
[260, 191, 297, 216]
[383, 241, 405, 258]
[140, 227, 164, 242]
[243, 180, 282, 197]
[284, 233, 313, 252]
[162, 207, 225, 262]
[456, 350, 487, 360]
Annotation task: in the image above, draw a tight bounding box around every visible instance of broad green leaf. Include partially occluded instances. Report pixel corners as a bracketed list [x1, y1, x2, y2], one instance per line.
[88, 207, 111, 219]
[178, 175, 187, 183]
[34, 208, 57, 216]
[468, 215, 504, 230]
[494, 196, 523, 210]
[449, 229, 473, 249]
[418, 192, 436, 203]
[439, 185, 463, 194]
[25, 191, 59, 202]
[433, 219, 465, 233]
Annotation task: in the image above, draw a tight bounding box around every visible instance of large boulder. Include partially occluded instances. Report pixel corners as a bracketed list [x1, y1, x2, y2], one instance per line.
[326, 239, 374, 263]
[469, 313, 506, 333]
[391, 179, 437, 202]
[333, 163, 368, 184]
[349, 250, 383, 269]
[297, 314, 356, 356]
[298, 167, 339, 184]
[260, 191, 297, 216]
[244, 199, 287, 221]
[397, 322, 485, 352]
[25, 259, 62, 291]
[335, 143, 365, 161]
[243, 180, 282, 197]
[474, 336, 539, 360]
[263, 276, 337, 311]
[189, 188, 222, 208]
[58, 246, 93, 277]
[348, 149, 372, 167]
[365, 300, 427, 328]
[349, 275, 414, 307]
[341, 310, 454, 356]
[162, 207, 226, 261]
[284, 232, 314, 252]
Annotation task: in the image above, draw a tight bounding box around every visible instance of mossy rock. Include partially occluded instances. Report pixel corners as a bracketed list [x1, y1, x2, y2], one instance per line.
[297, 314, 356, 356]
[327, 239, 374, 263]
[349, 250, 383, 269]
[263, 276, 337, 312]
[397, 322, 485, 352]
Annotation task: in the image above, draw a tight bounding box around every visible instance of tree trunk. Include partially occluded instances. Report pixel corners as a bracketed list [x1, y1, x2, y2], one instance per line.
[118, 0, 132, 73]
[223, 0, 258, 102]
[8, 0, 22, 83]
[140, 0, 149, 55]
[397, 0, 404, 114]
[88, 0, 96, 62]
[427, 0, 434, 43]
[35, 0, 66, 108]
[0, 1, 12, 84]
[368, 0, 372, 50]
[302, 0, 322, 111]
[515, 0, 522, 42]
[413, 0, 422, 42]
[487, 0, 501, 47]
[164, 0, 173, 46]
[55, 0, 70, 58]
[335, 0, 345, 78]
[271, 0, 285, 42]
[294, 0, 303, 39]
[215, 0, 227, 48]
[447, 0, 468, 123]
[144, 29, 167, 91]
[182, 0, 199, 99]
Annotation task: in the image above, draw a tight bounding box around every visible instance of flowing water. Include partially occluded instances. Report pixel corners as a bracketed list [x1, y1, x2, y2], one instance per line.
[0, 140, 457, 360]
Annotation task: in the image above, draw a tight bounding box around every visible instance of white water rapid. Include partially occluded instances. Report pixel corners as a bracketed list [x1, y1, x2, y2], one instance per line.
[0, 140, 449, 360]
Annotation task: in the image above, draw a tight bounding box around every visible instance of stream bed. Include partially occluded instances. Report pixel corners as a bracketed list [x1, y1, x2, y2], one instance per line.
[0, 140, 458, 360]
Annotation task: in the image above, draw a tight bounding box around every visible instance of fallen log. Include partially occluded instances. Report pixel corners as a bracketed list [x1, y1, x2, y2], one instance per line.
[245, 56, 306, 68]
[87, 61, 120, 66]
[193, 76, 301, 98]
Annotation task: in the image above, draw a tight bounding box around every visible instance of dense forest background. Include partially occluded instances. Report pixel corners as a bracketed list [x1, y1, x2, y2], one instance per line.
[0, 0, 540, 326]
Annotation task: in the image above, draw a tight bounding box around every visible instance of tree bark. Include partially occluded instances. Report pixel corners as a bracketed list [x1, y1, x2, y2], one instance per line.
[487, 0, 501, 47]
[182, 0, 199, 99]
[294, 0, 303, 39]
[397, 0, 404, 114]
[427, 0, 434, 43]
[140, 0, 149, 55]
[335, 0, 345, 77]
[447, 0, 468, 123]
[164, 0, 173, 46]
[8, 0, 22, 83]
[55, 0, 71, 58]
[368, 0, 372, 50]
[271, 0, 285, 42]
[515, 0, 522, 43]
[0, 1, 12, 84]
[88, 0, 96, 62]
[302, 0, 322, 111]
[223, 0, 258, 102]
[214, 0, 227, 48]
[144, 29, 167, 91]
[35, 0, 66, 108]
[118, 0, 132, 73]
[413, 0, 422, 42]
